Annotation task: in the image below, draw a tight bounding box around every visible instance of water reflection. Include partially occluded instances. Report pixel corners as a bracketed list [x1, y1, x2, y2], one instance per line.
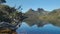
[16, 22, 60, 34]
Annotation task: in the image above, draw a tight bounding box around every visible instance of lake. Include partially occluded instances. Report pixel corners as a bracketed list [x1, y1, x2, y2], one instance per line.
[16, 22, 60, 34]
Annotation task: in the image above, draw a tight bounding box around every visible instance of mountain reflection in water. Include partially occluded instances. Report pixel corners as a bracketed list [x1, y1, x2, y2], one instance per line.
[16, 22, 60, 34]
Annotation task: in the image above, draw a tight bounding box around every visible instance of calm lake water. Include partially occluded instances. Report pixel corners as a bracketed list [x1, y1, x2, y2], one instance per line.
[16, 22, 60, 34]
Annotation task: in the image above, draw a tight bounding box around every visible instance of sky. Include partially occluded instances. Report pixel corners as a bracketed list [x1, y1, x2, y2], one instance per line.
[6, 0, 60, 12]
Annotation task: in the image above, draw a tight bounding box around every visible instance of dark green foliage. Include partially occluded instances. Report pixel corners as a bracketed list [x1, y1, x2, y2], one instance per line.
[0, 0, 6, 4]
[0, 4, 28, 30]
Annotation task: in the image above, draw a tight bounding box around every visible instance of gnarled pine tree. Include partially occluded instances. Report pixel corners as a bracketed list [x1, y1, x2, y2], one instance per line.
[0, 0, 27, 34]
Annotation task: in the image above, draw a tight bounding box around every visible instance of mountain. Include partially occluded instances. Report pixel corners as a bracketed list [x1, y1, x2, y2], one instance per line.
[24, 8, 60, 27]
[38, 8, 60, 27]
[24, 8, 49, 26]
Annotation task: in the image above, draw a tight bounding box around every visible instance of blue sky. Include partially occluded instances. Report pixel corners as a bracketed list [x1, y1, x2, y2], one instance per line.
[6, 0, 60, 12]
